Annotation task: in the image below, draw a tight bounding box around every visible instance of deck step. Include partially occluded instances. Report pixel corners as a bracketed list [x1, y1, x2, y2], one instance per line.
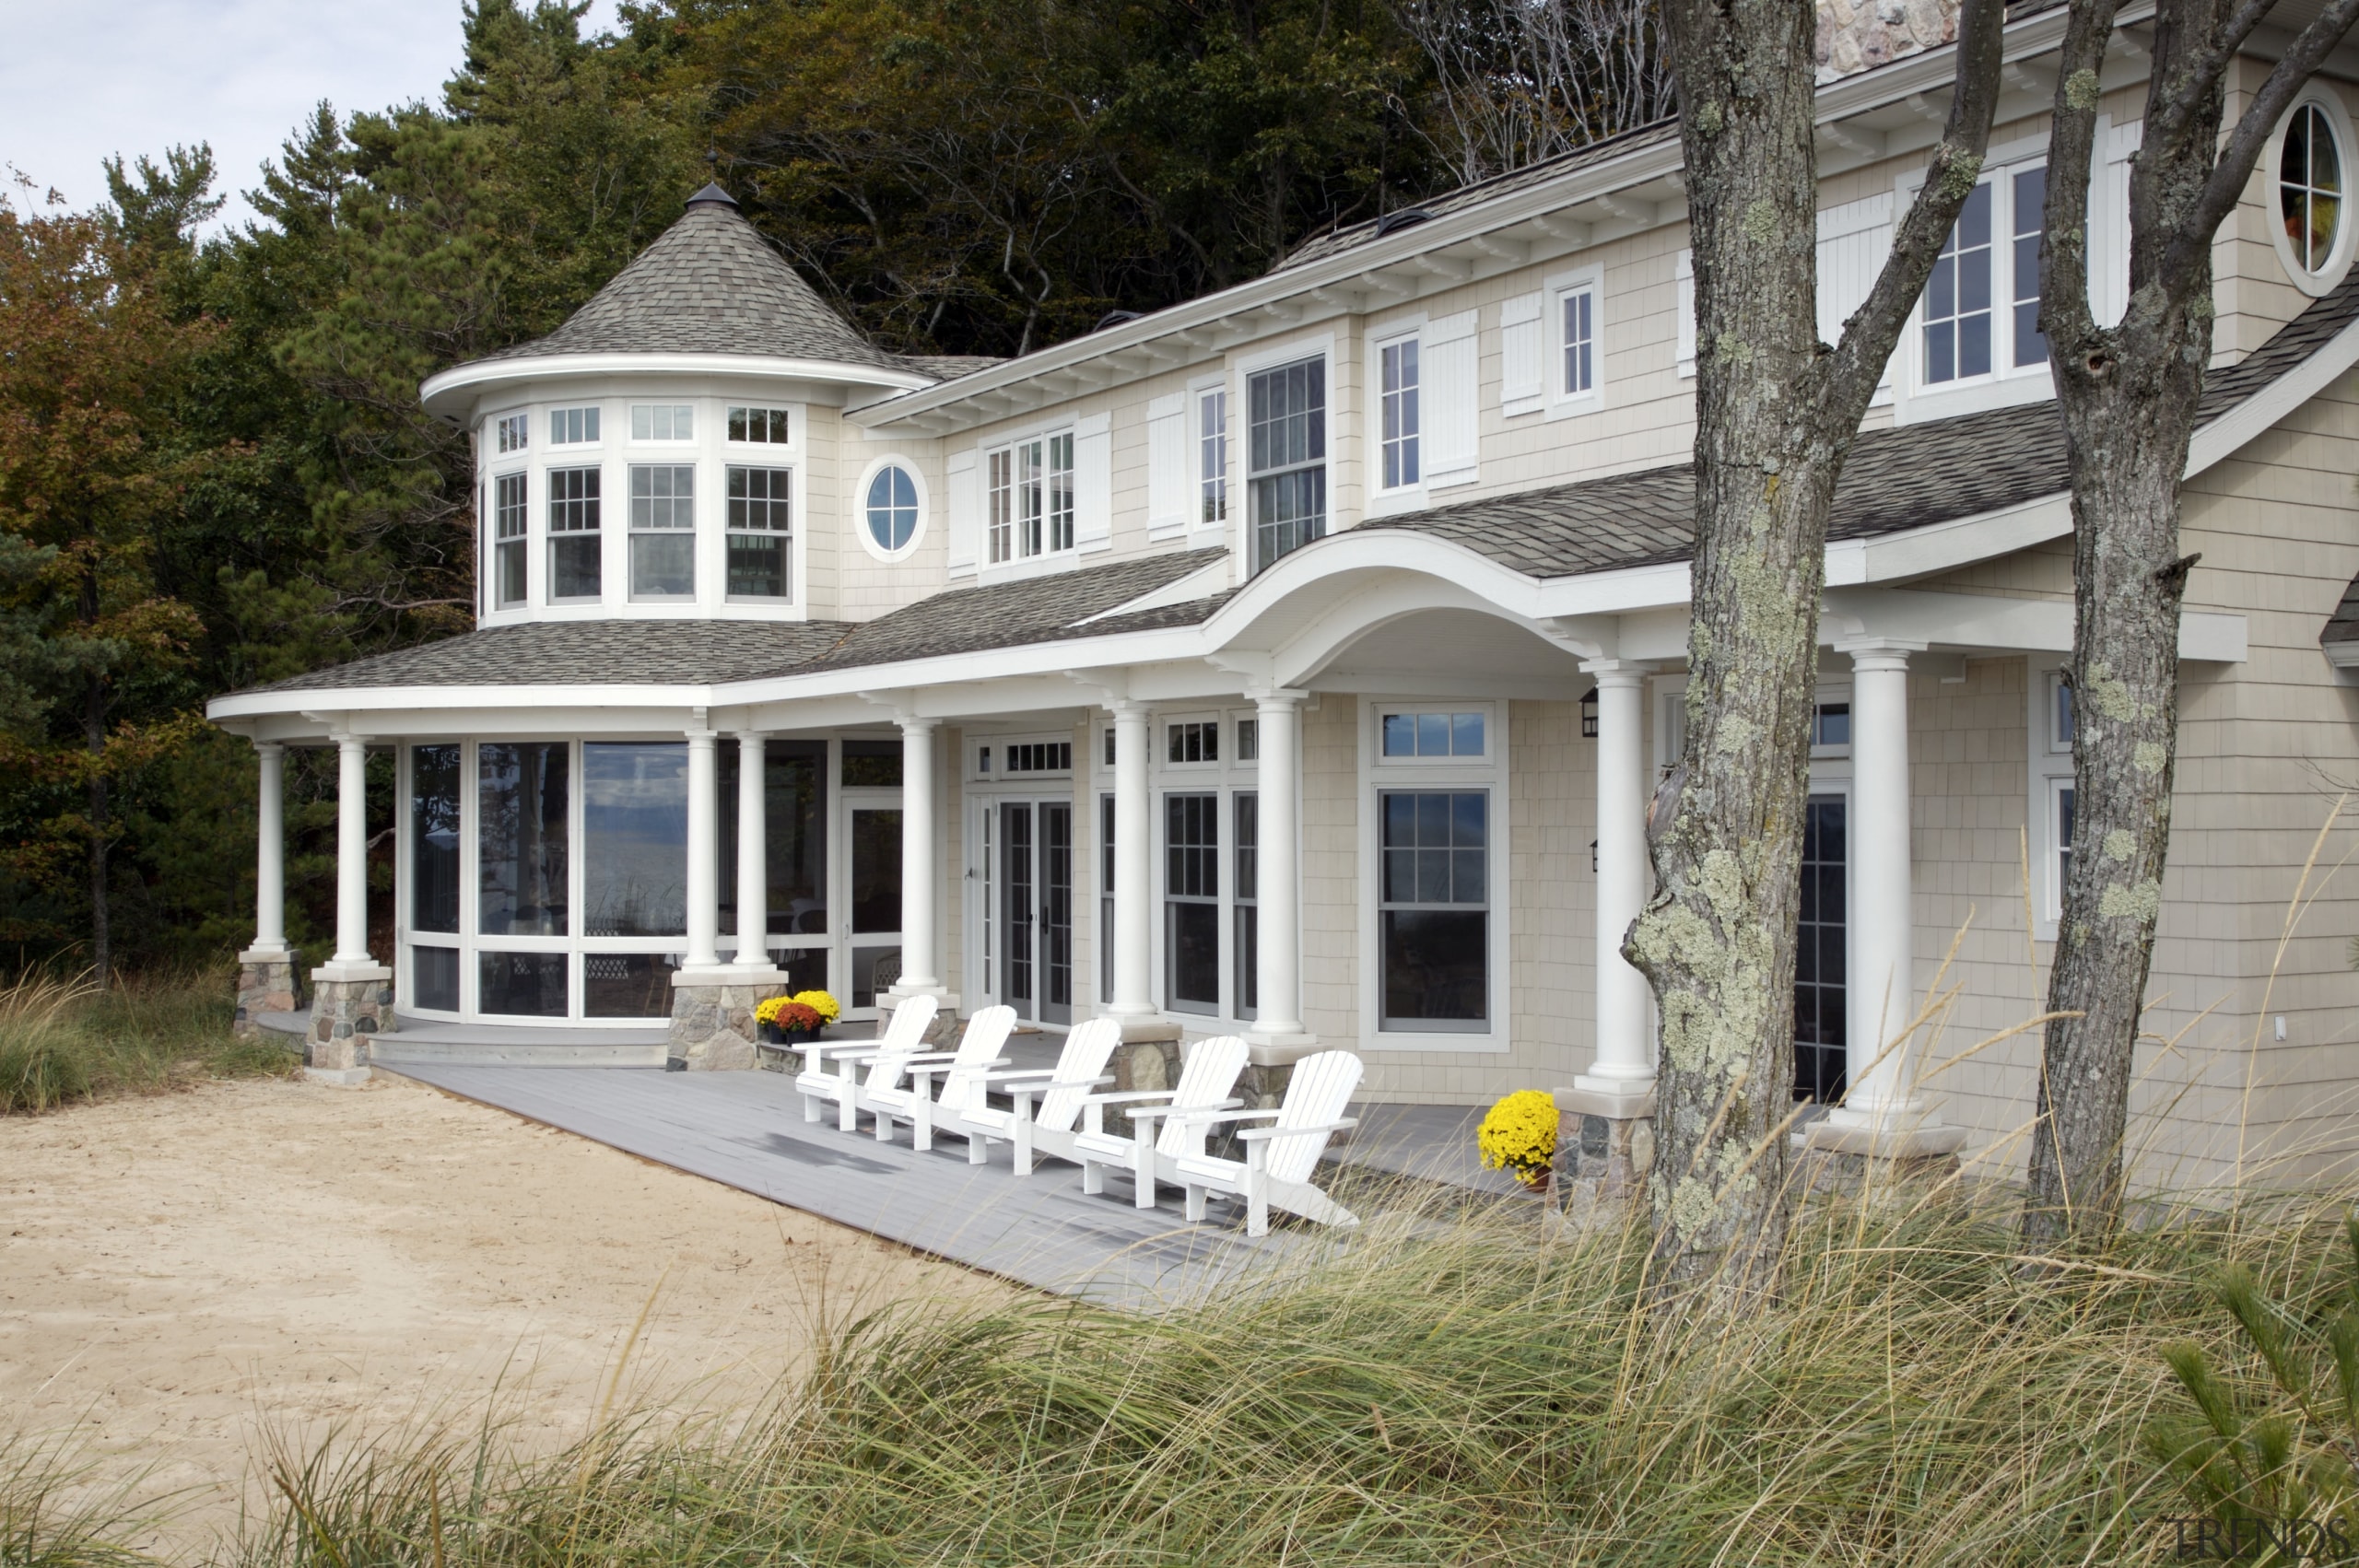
[254, 1009, 671, 1068]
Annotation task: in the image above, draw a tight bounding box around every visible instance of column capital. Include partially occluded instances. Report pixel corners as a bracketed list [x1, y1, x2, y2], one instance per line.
[683, 726, 720, 743]
[1106, 697, 1152, 720]
[252, 738, 286, 759]
[732, 728, 768, 743]
[1578, 658, 1656, 685]
[895, 714, 942, 735]
[1832, 638, 1928, 669]
[1246, 685, 1311, 710]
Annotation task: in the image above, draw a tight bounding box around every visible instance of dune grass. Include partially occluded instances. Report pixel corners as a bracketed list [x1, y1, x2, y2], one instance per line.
[151, 1178, 2350, 1568]
[0, 967, 291, 1116]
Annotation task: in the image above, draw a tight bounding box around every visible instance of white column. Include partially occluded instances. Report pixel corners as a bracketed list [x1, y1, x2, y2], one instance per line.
[732, 731, 772, 971]
[243, 741, 288, 960]
[1577, 661, 1654, 1095]
[1249, 690, 1309, 1042]
[684, 726, 722, 971]
[1829, 640, 1933, 1130]
[323, 732, 376, 970]
[893, 717, 943, 994]
[1109, 701, 1155, 1020]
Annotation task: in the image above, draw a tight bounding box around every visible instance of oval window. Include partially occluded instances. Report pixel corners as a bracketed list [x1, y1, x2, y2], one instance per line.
[2281, 101, 2343, 275]
[865, 464, 919, 553]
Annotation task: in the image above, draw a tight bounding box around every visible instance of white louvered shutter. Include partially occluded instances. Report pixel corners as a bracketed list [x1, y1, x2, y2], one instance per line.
[945, 447, 979, 575]
[1674, 250, 1696, 378]
[1074, 412, 1113, 551]
[1423, 309, 1480, 489]
[1145, 392, 1188, 537]
[1816, 193, 1894, 395]
[1499, 293, 1544, 415]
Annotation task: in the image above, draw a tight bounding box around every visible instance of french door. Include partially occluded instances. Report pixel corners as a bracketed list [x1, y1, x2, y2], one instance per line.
[987, 798, 1074, 1024]
[1794, 791, 1848, 1103]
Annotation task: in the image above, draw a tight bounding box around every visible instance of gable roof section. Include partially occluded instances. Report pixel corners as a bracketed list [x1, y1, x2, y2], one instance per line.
[470, 196, 900, 371]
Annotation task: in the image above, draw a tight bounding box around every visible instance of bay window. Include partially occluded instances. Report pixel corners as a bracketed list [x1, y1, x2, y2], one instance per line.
[546, 466, 601, 602]
[628, 463, 695, 598]
[726, 465, 792, 598]
[492, 472, 527, 608]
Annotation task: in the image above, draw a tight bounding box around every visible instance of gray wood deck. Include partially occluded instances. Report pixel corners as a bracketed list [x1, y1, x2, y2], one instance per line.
[390, 1065, 1320, 1311]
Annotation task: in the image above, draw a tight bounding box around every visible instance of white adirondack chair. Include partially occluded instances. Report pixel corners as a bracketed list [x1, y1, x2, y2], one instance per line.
[792, 994, 939, 1132]
[1168, 1049, 1364, 1237]
[956, 1016, 1122, 1174]
[1072, 1035, 1249, 1210]
[867, 1004, 1017, 1153]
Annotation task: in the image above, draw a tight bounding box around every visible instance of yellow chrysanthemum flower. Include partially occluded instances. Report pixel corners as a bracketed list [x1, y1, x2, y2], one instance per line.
[1476, 1089, 1559, 1178]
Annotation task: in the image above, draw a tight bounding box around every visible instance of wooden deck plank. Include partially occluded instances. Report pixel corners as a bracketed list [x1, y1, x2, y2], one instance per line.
[390, 1065, 1300, 1311]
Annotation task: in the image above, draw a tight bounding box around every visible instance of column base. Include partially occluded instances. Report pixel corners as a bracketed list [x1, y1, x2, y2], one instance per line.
[234, 946, 303, 1039]
[1794, 1114, 1968, 1192]
[1553, 1085, 1657, 1202]
[667, 971, 794, 1071]
[883, 982, 957, 1010]
[308, 971, 394, 1075]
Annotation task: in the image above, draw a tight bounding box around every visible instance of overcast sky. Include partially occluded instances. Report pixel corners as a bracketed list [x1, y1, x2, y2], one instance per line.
[0, 0, 626, 231]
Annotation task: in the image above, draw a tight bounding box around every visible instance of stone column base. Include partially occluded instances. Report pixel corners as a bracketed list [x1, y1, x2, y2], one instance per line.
[1553, 1084, 1657, 1203]
[234, 947, 302, 1039]
[1793, 1117, 1966, 1194]
[308, 964, 393, 1085]
[668, 969, 792, 1071]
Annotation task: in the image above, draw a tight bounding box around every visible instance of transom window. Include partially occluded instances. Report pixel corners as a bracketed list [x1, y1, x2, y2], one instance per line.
[495, 413, 528, 452]
[1248, 357, 1326, 573]
[631, 404, 694, 442]
[492, 473, 527, 609]
[866, 464, 920, 553]
[1199, 388, 1228, 525]
[628, 464, 695, 598]
[1562, 286, 1596, 395]
[1379, 337, 1420, 490]
[1168, 720, 1219, 764]
[546, 466, 601, 602]
[1237, 718, 1259, 761]
[2282, 101, 2344, 275]
[549, 407, 600, 445]
[1004, 742, 1071, 774]
[728, 405, 791, 443]
[726, 466, 791, 600]
[1380, 709, 1485, 759]
[1379, 790, 1488, 1031]
[1811, 702, 1851, 750]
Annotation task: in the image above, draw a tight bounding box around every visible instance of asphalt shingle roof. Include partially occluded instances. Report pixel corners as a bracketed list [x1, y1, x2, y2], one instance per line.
[248, 619, 855, 694]
[464, 188, 992, 380]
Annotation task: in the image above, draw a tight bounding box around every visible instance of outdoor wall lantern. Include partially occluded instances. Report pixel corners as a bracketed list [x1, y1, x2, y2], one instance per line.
[1579, 685, 1599, 739]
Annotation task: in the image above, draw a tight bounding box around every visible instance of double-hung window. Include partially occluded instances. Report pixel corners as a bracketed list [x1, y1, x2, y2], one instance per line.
[492, 472, 527, 608]
[1562, 285, 1597, 396]
[985, 431, 1074, 561]
[546, 465, 601, 601]
[1199, 388, 1228, 525]
[1248, 357, 1326, 572]
[1379, 337, 1420, 490]
[1922, 166, 2050, 387]
[726, 466, 791, 599]
[629, 464, 695, 598]
[1372, 705, 1494, 1036]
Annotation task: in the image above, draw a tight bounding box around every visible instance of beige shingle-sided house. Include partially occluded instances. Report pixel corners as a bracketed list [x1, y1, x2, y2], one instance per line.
[209, 0, 2359, 1191]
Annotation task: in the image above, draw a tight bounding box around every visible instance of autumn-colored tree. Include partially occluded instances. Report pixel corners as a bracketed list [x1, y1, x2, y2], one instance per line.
[0, 180, 215, 979]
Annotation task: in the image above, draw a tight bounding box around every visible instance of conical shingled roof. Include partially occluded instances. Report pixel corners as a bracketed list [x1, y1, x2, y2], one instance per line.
[472, 188, 901, 371]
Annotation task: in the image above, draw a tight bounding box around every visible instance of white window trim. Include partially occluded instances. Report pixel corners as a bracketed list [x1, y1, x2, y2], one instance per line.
[625, 461, 699, 604]
[1893, 130, 2060, 422]
[1230, 332, 1335, 582]
[1356, 698, 1508, 1053]
[1367, 314, 1427, 514]
[1810, 685, 1855, 760]
[1161, 711, 1226, 771]
[1544, 264, 1605, 420]
[718, 459, 802, 607]
[1135, 706, 1265, 1027]
[851, 455, 928, 564]
[2265, 86, 2359, 298]
[2027, 660, 2074, 935]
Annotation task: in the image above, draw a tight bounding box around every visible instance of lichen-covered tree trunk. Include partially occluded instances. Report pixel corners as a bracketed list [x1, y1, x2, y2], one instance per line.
[1630, 0, 2001, 1298]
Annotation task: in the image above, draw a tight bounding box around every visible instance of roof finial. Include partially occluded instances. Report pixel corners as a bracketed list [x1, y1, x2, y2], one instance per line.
[686, 149, 738, 213]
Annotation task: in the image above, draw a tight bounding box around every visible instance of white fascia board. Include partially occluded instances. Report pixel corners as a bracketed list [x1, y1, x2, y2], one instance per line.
[1822, 585, 2247, 661]
[206, 685, 729, 723]
[1074, 555, 1233, 623]
[2187, 311, 2359, 474]
[419, 352, 933, 420]
[848, 7, 2098, 438]
[1824, 493, 2076, 584]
